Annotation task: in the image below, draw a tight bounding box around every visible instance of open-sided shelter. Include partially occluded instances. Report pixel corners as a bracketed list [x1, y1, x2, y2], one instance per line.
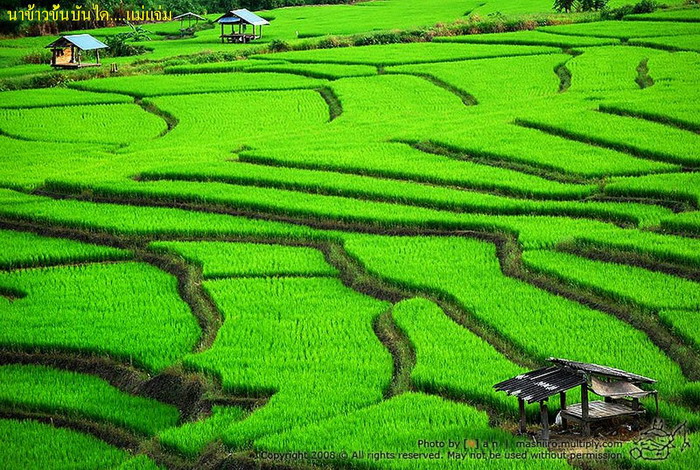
[46, 34, 108, 68]
[215, 9, 269, 43]
[173, 12, 207, 30]
[494, 358, 658, 440]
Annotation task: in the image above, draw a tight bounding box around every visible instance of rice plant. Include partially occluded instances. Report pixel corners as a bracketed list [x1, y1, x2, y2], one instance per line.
[0, 188, 324, 240]
[116, 169, 672, 227]
[0, 6, 699, 467]
[239, 143, 598, 200]
[342, 234, 688, 398]
[0, 228, 130, 269]
[257, 393, 570, 469]
[0, 364, 179, 434]
[434, 30, 620, 47]
[661, 211, 700, 236]
[0, 88, 131, 108]
[516, 109, 700, 167]
[0, 262, 200, 372]
[0, 104, 167, 145]
[0, 418, 130, 469]
[69, 72, 325, 98]
[184, 276, 392, 448]
[522, 250, 700, 312]
[392, 298, 524, 414]
[252, 43, 560, 66]
[245, 62, 378, 79]
[150, 241, 338, 278]
[539, 21, 700, 39]
[159, 406, 245, 457]
[629, 34, 700, 52]
[571, 228, 700, 269]
[606, 171, 700, 209]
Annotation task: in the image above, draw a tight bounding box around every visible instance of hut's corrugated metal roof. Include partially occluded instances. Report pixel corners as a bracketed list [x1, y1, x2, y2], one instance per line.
[46, 34, 108, 50]
[217, 9, 270, 26]
[218, 16, 241, 24]
[231, 9, 270, 25]
[494, 366, 586, 403]
[549, 358, 656, 384]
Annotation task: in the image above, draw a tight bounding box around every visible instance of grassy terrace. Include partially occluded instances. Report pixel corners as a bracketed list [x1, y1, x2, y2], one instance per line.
[1, 1, 699, 468]
[0, 262, 200, 371]
[0, 419, 137, 469]
[185, 276, 393, 449]
[0, 364, 180, 435]
[150, 241, 338, 278]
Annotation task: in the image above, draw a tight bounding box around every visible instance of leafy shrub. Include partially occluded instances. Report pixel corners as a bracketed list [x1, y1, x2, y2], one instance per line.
[353, 31, 405, 46]
[316, 36, 352, 48]
[103, 34, 147, 57]
[554, 0, 609, 12]
[21, 49, 51, 65]
[268, 39, 291, 52]
[601, 0, 659, 19]
[632, 0, 660, 13]
[104, 23, 152, 57]
[29, 72, 73, 88]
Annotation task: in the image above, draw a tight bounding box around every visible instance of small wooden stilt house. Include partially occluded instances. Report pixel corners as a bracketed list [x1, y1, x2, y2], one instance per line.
[494, 358, 658, 440]
[46, 34, 108, 68]
[216, 9, 270, 43]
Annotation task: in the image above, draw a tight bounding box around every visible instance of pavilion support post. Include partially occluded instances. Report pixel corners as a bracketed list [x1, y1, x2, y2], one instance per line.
[540, 400, 549, 442]
[560, 391, 567, 430]
[221, 23, 224, 43]
[518, 398, 526, 434]
[581, 382, 590, 437]
[95, 49, 100, 65]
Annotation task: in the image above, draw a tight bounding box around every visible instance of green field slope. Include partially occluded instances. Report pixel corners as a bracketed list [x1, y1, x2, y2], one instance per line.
[1, 2, 699, 468]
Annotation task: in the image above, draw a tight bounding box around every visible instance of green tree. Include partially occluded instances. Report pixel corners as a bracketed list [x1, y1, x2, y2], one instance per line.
[578, 0, 609, 11]
[554, 0, 608, 12]
[553, 0, 575, 13]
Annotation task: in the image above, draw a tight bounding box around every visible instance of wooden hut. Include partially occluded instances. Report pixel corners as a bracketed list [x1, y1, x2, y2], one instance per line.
[173, 12, 207, 31]
[494, 358, 658, 440]
[215, 9, 270, 43]
[46, 34, 108, 68]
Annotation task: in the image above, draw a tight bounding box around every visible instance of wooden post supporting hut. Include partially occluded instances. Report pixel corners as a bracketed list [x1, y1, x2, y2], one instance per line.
[215, 9, 270, 44]
[46, 34, 108, 68]
[494, 358, 658, 441]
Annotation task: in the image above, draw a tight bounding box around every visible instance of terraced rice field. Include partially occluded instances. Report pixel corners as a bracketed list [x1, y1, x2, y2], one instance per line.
[1, 1, 699, 469]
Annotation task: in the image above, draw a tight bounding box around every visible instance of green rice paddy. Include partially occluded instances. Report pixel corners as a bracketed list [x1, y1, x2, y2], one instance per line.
[1, 0, 699, 468]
